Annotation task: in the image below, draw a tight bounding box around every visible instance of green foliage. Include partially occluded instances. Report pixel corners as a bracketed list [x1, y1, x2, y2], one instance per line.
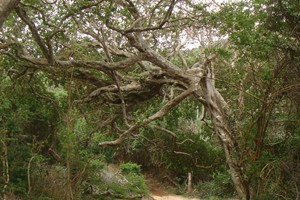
[0, 0, 299, 199]
[116, 97, 224, 185]
[197, 169, 235, 198]
[30, 164, 68, 199]
[120, 162, 142, 175]
[0, 69, 61, 198]
[109, 173, 148, 196]
[92, 163, 149, 198]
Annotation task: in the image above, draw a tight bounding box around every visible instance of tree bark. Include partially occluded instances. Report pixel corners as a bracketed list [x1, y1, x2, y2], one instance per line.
[187, 172, 192, 193]
[197, 64, 250, 200]
[0, 0, 20, 27]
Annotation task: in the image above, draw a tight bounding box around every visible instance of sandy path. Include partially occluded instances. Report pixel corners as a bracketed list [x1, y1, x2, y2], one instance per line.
[146, 174, 200, 200]
[152, 195, 199, 200]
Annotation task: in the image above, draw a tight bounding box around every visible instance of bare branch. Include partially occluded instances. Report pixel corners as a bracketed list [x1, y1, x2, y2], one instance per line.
[124, 0, 177, 33]
[150, 125, 178, 139]
[176, 139, 194, 145]
[148, 0, 164, 27]
[173, 151, 192, 157]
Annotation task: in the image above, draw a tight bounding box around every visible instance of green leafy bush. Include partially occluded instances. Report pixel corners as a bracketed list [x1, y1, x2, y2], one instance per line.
[110, 173, 148, 196]
[96, 163, 148, 198]
[120, 162, 142, 175]
[197, 169, 235, 198]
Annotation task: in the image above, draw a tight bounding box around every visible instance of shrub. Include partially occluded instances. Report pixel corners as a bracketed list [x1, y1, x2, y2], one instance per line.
[197, 169, 235, 198]
[120, 162, 142, 175]
[97, 162, 148, 198]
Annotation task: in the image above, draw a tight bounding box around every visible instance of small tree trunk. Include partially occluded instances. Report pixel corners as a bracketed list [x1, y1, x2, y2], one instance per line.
[1, 140, 9, 200]
[187, 172, 192, 193]
[27, 156, 34, 199]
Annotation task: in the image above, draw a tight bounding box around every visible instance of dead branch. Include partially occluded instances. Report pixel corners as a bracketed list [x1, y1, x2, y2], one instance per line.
[176, 139, 194, 145]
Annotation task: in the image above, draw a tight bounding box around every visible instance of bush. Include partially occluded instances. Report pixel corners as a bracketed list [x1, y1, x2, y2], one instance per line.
[97, 163, 148, 198]
[197, 169, 235, 198]
[110, 173, 148, 195]
[120, 162, 142, 175]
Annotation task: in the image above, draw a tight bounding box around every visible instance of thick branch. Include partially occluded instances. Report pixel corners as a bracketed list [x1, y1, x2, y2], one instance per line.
[98, 86, 195, 146]
[0, 0, 20, 27]
[58, 52, 146, 70]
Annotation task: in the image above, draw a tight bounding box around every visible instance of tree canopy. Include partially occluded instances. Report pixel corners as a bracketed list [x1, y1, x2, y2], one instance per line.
[0, 0, 299, 199]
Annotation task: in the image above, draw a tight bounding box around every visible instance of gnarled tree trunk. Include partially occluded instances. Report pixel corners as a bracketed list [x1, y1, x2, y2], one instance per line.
[197, 64, 250, 200]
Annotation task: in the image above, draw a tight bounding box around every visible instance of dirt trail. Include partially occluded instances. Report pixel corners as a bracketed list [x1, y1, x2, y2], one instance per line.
[151, 195, 199, 200]
[146, 174, 200, 200]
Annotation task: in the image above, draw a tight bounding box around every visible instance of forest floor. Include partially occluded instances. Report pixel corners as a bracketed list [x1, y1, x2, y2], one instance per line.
[145, 174, 200, 200]
[106, 164, 199, 199]
[151, 194, 199, 200]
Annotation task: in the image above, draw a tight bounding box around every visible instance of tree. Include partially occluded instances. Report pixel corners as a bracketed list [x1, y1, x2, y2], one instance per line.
[1, 0, 299, 199]
[0, 0, 249, 199]
[211, 0, 300, 198]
